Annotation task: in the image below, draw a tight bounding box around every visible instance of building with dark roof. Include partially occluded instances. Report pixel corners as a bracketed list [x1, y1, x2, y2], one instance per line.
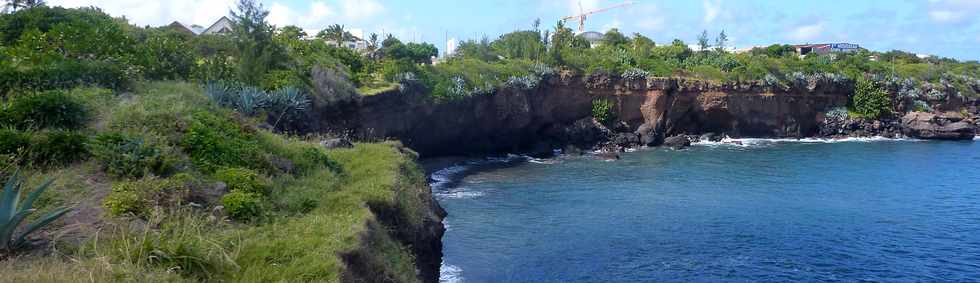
[793, 43, 861, 56]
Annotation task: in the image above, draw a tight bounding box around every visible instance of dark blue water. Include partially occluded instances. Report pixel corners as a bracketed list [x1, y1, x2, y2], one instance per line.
[436, 138, 980, 282]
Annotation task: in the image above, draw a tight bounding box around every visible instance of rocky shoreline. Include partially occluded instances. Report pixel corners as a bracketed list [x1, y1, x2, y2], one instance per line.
[320, 74, 977, 280]
[321, 73, 977, 158]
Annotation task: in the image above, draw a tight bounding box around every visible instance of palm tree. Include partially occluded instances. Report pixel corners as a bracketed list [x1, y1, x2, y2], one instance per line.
[317, 24, 355, 47]
[23, 0, 42, 8]
[3, 0, 23, 13]
[368, 33, 379, 51]
[3, 0, 43, 12]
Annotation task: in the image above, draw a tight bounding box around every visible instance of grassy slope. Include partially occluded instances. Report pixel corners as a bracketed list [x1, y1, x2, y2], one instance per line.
[0, 81, 429, 282]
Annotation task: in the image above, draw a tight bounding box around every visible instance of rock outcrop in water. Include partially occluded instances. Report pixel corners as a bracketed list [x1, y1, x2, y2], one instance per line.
[900, 112, 977, 140]
[319, 73, 978, 157]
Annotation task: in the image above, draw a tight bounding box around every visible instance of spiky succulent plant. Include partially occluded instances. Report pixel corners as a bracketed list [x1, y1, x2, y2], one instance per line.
[0, 171, 70, 252]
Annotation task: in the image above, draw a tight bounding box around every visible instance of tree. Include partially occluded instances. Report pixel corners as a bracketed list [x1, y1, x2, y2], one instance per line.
[23, 0, 40, 8]
[368, 33, 379, 51]
[601, 28, 629, 47]
[630, 33, 656, 58]
[230, 0, 278, 84]
[455, 37, 495, 62]
[549, 20, 575, 65]
[491, 30, 545, 61]
[715, 30, 728, 52]
[853, 80, 893, 119]
[317, 24, 355, 47]
[276, 25, 306, 40]
[697, 30, 710, 52]
[405, 42, 438, 64]
[3, 0, 20, 13]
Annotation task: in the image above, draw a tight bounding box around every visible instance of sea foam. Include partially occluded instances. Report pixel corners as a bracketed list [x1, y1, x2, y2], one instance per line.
[430, 154, 554, 200]
[439, 263, 464, 283]
[693, 136, 918, 148]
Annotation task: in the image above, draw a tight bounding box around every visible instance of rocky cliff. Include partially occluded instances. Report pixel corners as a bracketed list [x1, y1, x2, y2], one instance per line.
[324, 74, 857, 157]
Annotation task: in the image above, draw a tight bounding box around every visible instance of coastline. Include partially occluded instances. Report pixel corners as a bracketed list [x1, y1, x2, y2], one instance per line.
[430, 136, 976, 282]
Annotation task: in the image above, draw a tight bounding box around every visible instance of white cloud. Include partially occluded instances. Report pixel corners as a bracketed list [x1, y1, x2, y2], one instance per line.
[266, 0, 384, 32]
[636, 17, 665, 31]
[570, 0, 600, 15]
[48, 0, 234, 27]
[703, 0, 722, 24]
[602, 18, 622, 31]
[338, 0, 383, 21]
[927, 0, 980, 24]
[787, 22, 824, 42]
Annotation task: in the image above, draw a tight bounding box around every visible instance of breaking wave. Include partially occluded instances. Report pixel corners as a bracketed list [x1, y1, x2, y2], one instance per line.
[439, 263, 463, 283]
[693, 136, 918, 148]
[430, 154, 556, 200]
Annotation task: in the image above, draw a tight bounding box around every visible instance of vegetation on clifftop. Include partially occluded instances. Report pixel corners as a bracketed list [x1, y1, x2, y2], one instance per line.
[0, 81, 433, 282]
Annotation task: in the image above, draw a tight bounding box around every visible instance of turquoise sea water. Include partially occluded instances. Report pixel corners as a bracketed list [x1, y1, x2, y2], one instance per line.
[435, 138, 980, 282]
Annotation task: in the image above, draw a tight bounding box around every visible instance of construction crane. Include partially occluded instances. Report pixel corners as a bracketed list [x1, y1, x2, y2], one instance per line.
[561, 1, 635, 33]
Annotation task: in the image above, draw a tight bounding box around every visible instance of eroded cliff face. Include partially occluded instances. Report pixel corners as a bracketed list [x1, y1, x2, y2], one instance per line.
[324, 75, 854, 157]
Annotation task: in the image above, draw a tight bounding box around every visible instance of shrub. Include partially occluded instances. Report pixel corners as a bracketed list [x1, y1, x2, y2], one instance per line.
[213, 168, 268, 195]
[926, 89, 947, 101]
[913, 100, 933, 112]
[135, 30, 195, 81]
[89, 133, 174, 178]
[825, 107, 849, 121]
[221, 191, 262, 221]
[103, 177, 192, 217]
[763, 74, 783, 88]
[621, 68, 650, 80]
[0, 60, 130, 94]
[1, 91, 88, 130]
[27, 131, 89, 167]
[504, 75, 538, 90]
[529, 63, 557, 78]
[180, 112, 264, 173]
[0, 172, 71, 252]
[853, 80, 893, 119]
[0, 129, 30, 155]
[259, 70, 303, 91]
[592, 99, 615, 124]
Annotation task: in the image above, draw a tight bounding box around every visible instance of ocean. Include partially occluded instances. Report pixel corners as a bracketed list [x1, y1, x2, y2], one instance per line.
[435, 137, 980, 282]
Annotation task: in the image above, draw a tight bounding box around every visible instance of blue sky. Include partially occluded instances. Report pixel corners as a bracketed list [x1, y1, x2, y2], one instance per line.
[48, 0, 980, 60]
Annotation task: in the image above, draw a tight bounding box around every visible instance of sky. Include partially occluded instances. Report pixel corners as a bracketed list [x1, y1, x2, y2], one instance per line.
[46, 0, 980, 60]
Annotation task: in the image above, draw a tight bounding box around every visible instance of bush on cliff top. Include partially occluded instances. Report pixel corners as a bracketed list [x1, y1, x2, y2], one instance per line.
[853, 80, 893, 119]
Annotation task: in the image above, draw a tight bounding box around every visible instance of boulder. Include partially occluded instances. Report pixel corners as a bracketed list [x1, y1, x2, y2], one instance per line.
[187, 181, 229, 207]
[322, 138, 354, 149]
[663, 135, 692, 149]
[636, 124, 662, 146]
[900, 112, 977, 140]
[699, 132, 723, 142]
[610, 133, 640, 148]
[548, 118, 613, 147]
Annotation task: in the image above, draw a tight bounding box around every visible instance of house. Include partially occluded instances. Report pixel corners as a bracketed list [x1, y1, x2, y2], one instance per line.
[578, 31, 604, 48]
[168, 21, 204, 36]
[201, 16, 234, 35]
[165, 17, 233, 36]
[794, 43, 861, 56]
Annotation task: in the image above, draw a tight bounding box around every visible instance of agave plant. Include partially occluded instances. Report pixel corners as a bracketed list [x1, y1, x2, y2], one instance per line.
[0, 171, 70, 252]
[234, 86, 270, 116]
[268, 87, 312, 128]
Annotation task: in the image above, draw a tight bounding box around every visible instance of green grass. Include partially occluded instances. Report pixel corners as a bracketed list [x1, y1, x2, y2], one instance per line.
[357, 79, 400, 96]
[1, 81, 431, 282]
[230, 143, 422, 282]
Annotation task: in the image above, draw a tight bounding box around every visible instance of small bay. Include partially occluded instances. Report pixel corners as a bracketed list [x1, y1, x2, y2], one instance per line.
[437, 139, 980, 282]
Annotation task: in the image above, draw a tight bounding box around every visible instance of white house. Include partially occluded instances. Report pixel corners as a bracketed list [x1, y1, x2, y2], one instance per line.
[202, 16, 234, 35]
